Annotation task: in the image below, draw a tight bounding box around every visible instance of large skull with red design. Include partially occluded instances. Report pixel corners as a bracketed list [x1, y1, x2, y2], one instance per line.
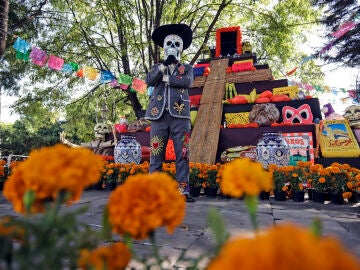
[94, 123, 111, 139]
[343, 105, 360, 128]
[163, 34, 183, 61]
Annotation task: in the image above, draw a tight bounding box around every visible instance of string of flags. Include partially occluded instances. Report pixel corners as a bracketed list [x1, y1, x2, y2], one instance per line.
[285, 14, 359, 77]
[288, 79, 358, 103]
[11, 36, 147, 93]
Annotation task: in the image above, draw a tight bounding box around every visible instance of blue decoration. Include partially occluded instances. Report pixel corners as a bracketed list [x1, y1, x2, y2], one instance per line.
[100, 70, 115, 84]
[13, 37, 31, 54]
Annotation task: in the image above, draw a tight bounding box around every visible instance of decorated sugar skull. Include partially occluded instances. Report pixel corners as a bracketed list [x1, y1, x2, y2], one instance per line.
[163, 34, 183, 61]
[94, 123, 111, 139]
[152, 23, 193, 60]
[343, 105, 360, 128]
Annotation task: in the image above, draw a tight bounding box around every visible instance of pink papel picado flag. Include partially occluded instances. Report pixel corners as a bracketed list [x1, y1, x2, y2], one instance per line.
[47, 54, 65, 70]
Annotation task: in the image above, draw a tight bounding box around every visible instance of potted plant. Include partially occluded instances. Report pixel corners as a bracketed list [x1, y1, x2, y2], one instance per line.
[308, 164, 331, 203]
[346, 170, 360, 203]
[203, 164, 220, 197]
[102, 161, 119, 191]
[288, 166, 306, 202]
[327, 165, 349, 204]
[269, 165, 290, 201]
[189, 162, 203, 197]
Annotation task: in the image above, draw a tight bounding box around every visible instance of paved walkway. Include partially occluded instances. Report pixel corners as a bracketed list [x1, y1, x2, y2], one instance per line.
[1, 190, 359, 268]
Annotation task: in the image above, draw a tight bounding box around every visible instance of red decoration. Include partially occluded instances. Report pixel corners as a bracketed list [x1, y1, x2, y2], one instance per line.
[215, 26, 242, 57]
[190, 95, 202, 107]
[282, 104, 313, 125]
[165, 139, 176, 160]
[115, 124, 127, 133]
[76, 68, 84, 78]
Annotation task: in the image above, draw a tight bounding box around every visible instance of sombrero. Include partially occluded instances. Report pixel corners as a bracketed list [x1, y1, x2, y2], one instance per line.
[151, 24, 193, 50]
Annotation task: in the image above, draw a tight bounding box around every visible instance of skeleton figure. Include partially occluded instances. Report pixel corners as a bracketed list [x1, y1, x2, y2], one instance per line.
[343, 105, 360, 128]
[163, 34, 183, 61]
[145, 24, 195, 202]
[60, 123, 117, 156]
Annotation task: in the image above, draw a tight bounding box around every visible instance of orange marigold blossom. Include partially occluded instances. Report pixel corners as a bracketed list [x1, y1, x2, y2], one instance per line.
[319, 177, 326, 183]
[220, 158, 273, 197]
[342, 192, 353, 199]
[107, 172, 185, 240]
[3, 144, 104, 214]
[0, 216, 24, 241]
[207, 223, 360, 270]
[77, 242, 131, 270]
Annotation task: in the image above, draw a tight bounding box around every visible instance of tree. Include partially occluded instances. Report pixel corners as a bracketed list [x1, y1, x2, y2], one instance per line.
[1, 0, 322, 141]
[0, 0, 10, 58]
[312, 0, 360, 67]
[0, 120, 62, 156]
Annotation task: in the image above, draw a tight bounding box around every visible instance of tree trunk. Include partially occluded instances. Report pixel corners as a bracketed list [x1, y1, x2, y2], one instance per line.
[0, 0, 9, 58]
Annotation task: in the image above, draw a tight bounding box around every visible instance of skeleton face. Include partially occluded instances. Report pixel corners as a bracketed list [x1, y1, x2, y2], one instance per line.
[343, 105, 360, 128]
[163, 34, 183, 61]
[94, 123, 111, 139]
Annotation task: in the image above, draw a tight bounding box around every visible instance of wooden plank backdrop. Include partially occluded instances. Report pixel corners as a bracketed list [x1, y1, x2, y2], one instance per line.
[190, 59, 229, 164]
[190, 68, 272, 88]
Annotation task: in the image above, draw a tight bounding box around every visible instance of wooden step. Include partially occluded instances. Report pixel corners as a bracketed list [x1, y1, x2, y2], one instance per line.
[190, 68, 272, 88]
[190, 59, 229, 164]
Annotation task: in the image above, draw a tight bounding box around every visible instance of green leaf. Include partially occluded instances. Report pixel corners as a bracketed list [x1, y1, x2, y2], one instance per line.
[207, 207, 229, 253]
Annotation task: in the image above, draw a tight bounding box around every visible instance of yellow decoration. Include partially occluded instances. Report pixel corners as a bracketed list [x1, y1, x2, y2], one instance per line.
[319, 119, 360, 157]
[234, 59, 253, 65]
[272, 86, 299, 98]
[84, 67, 99, 81]
[190, 110, 198, 127]
[225, 112, 250, 125]
[239, 88, 259, 103]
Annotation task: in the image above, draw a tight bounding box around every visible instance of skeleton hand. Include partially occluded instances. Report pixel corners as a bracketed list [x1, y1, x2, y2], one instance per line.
[162, 75, 169, 83]
[158, 64, 166, 72]
[59, 131, 80, 148]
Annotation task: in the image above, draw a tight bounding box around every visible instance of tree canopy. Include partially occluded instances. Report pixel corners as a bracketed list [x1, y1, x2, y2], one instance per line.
[1, 0, 323, 142]
[311, 0, 359, 67]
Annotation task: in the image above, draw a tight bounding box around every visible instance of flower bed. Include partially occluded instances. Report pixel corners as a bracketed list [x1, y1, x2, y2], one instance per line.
[0, 145, 359, 269]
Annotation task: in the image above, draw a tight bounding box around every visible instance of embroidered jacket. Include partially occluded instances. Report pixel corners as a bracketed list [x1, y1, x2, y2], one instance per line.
[145, 63, 194, 120]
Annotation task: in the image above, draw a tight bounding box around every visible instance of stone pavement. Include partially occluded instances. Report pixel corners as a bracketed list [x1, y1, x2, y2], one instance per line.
[1, 190, 359, 268]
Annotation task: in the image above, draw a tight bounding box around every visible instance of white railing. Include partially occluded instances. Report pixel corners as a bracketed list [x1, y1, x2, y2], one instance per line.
[1, 154, 28, 167]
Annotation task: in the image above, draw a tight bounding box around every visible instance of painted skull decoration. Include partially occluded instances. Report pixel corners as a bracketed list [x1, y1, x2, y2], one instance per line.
[282, 104, 313, 124]
[94, 123, 112, 139]
[343, 105, 360, 128]
[163, 34, 183, 61]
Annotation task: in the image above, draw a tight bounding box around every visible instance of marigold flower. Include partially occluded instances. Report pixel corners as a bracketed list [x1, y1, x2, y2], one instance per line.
[346, 182, 353, 189]
[220, 158, 273, 197]
[0, 216, 24, 241]
[319, 177, 326, 184]
[3, 144, 104, 214]
[107, 172, 185, 240]
[77, 242, 131, 270]
[342, 192, 353, 199]
[207, 223, 360, 270]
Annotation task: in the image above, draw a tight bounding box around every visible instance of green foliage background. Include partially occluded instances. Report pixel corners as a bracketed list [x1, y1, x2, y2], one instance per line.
[0, 0, 325, 154]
